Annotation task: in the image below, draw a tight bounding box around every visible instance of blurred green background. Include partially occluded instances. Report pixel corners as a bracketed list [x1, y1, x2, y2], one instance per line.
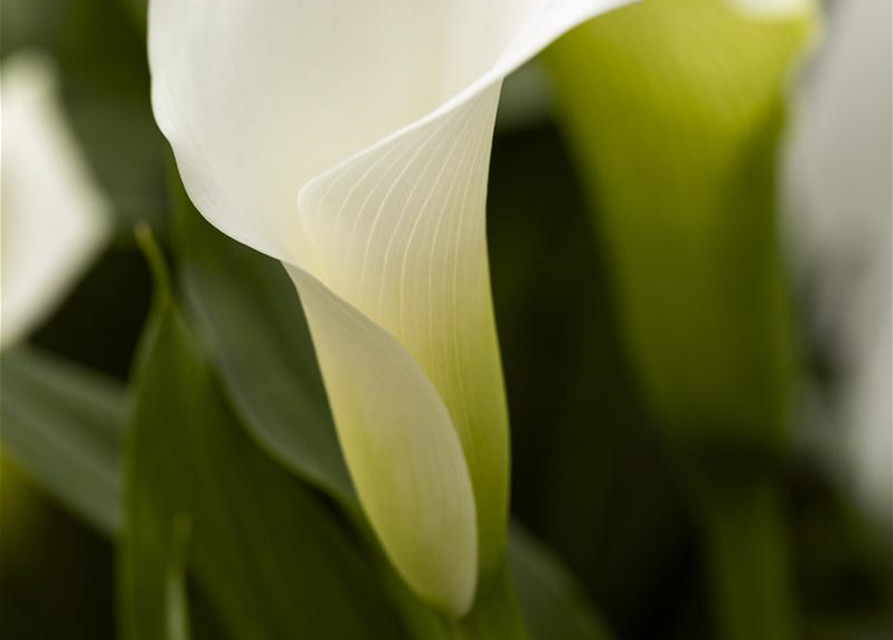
[1, 0, 890, 639]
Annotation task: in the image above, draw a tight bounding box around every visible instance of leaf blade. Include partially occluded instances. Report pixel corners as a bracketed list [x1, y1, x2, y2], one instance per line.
[510, 525, 615, 640]
[0, 346, 126, 534]
[171, 169, 354, 504]
[119, 275, 408, 640]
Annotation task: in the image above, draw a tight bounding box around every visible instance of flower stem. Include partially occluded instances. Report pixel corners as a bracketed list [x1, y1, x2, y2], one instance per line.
[446, 563, 530, 640]
[380, 552, 529, 640]
[701, 475, 797, 640]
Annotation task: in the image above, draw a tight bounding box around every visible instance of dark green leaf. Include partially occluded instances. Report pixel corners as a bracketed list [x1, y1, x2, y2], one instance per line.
[0, 346, 126, 534]
[170, 167, 354, 504]
[510, 525, 615, 640]
[119, 258, 406, 640]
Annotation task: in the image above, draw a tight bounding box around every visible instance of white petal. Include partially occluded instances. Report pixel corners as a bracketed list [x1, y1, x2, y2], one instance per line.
[297, 85, 509, 587]
[289, 267, 478, 616]
[287, 0, 632, 583]
[783, 0, 892, 527]
[149, 0, 631, 263]
[1, 51, 111, 349]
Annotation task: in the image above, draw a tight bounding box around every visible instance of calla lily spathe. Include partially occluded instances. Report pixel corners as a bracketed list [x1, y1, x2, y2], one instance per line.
[784, 0, 892, 530]
[1, 51, 110, 349]
[149, 0, 630, 616]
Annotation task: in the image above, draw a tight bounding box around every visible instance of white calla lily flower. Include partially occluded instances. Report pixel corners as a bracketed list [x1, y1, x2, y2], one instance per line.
[1, 52, 111, 349]
[784, 0, 892, 529]
[148, 0, 632, 616]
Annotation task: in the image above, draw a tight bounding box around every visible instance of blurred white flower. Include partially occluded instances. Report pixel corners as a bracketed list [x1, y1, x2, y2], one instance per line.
[784, 0, 892, 528]
[148, 0, 631, 615]
[1, 51, 111, 349]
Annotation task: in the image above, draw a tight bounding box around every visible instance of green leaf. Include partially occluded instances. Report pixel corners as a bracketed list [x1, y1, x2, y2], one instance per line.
[119, 245, 408, 640]
[170, 165, 354, 505]
[0, 345, 126, 534]
[509, 525, 615, 640]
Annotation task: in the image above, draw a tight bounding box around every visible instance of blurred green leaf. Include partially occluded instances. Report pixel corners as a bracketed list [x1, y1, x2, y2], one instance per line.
[0, 346, 126, 533]
[510, 524, 615, 640]
[170, 167, 354, 505]
[116, 0, 148, 31]
[119, 238, 408, 640]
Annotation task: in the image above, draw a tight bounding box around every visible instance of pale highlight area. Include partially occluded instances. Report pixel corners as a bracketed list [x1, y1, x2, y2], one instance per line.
[1, 51, 111, 348]
[150, 0, 538, 264]
[724, 0, 815, 21]
[291, 268, 478, 615]
[296, 86, 508, 583]
[149, 0, 634, 615]
[784, 0, 892, 529]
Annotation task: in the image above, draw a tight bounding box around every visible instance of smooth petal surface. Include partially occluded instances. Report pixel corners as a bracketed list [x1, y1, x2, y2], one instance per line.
[150, 0, 632, 614]
[149, 0, 524, 263]
[1, 51, 111, 348]
[294, 86, 507, 584]
[150, 0, 630, 264]
[290, 267, 478, 616]
[784, 0, 892, 528]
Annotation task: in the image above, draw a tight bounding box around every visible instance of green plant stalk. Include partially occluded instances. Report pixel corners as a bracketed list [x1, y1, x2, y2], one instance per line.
[382, 553, 529, 640]
[446, 563, 530, 640]
[700, 475, 796, 640]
